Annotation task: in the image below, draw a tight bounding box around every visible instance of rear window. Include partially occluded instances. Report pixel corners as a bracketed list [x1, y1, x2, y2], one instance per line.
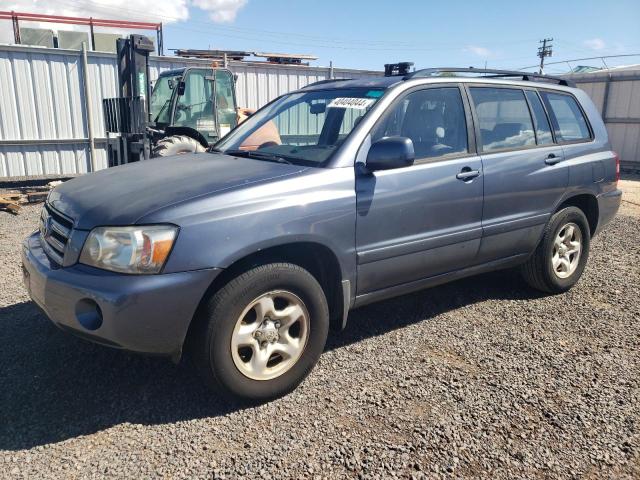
[540, 91, 591, 142]
[469, 87, 535, 152]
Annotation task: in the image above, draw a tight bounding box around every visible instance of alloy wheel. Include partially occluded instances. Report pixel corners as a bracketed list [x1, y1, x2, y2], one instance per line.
[230, 290, 310, 381]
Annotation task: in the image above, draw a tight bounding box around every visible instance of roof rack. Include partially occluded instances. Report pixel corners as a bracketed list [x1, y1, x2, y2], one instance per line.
[384, 62, 414, 77]
[403, 67, 576, 87]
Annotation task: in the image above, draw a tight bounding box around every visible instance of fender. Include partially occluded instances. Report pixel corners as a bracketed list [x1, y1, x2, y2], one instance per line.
[552, 186, 599, 213]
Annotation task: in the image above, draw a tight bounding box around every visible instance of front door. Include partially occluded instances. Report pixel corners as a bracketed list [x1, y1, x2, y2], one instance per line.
[355, 86, 484, 295]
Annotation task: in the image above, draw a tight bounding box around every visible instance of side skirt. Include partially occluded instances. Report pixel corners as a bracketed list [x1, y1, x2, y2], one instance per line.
[352, 253, 529, 309]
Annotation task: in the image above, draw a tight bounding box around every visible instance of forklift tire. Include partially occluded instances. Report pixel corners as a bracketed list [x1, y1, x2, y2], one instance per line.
[152, 135, 206, 158]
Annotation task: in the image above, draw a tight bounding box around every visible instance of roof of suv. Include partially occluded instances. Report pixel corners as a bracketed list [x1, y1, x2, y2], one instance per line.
[301, 67, 576, 92]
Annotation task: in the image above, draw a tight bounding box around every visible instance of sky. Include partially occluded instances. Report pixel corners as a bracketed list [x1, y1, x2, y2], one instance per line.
[3, 0, 640, 73]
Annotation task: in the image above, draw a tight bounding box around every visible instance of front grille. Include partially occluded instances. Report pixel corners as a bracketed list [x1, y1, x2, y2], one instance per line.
[39, 203, 74, 266]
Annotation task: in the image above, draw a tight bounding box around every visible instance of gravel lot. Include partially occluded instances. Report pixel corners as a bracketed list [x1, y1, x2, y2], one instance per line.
[1, 178, 639, 479]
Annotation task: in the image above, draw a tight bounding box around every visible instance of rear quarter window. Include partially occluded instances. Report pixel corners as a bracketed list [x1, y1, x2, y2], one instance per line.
[540, 91, 591, 142]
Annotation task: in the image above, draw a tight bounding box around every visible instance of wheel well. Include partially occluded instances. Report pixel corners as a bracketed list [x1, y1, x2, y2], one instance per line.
[187, 243, 345, 345]
[557, 194, 598, 236]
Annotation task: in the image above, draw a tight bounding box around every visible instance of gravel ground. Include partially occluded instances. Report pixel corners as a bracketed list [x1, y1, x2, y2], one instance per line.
[1, 179, 639, 479]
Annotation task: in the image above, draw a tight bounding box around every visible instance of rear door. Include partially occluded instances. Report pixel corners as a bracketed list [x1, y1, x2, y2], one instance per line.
[355, 85, 484, 294]
[538, 90, 597, 184]
[467, 85, 569, 263]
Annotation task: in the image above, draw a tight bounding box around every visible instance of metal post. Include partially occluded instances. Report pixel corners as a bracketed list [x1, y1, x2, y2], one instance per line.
[81, 42, 97, 172]
[329, 61, 333, 79]
[89, 18, 95, 50]
[602, 73, 612, 120]
[157, 24, 163, 56]
[223, 52, 228, 68]
[12, 12, 20, 44]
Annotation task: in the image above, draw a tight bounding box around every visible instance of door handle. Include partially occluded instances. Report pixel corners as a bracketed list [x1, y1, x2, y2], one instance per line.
[456, 168, 480, 181]
[545, 153, 564, 165]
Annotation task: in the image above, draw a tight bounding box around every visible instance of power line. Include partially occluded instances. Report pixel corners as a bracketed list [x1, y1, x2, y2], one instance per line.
[49, 0, 539, 53]
[518, 53, 640, 71]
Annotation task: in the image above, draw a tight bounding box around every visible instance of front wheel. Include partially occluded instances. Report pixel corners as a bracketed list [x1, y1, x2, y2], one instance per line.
[191, 263, 329, 401]
[521, 206, 591, 293]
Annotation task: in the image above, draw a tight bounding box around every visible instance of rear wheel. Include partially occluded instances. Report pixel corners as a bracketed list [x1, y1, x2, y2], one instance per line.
[151, 135, 206, 157]
[521, 206, 590, 293]
[191, 263, 329, 401]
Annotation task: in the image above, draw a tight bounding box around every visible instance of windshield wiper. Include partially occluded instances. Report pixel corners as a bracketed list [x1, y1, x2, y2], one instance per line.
[153, 99, 171, 123]
[224, 150, 293, 165]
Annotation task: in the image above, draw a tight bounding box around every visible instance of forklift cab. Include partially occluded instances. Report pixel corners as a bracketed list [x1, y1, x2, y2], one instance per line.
[149, 67, 238, 146]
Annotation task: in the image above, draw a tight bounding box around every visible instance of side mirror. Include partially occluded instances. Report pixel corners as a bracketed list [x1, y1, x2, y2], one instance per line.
[177, 81, 186, 96]
[366, 136, 415, 171]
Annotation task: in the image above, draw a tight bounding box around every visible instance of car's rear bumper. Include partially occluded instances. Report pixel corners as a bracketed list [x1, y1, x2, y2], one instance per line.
[595, 188, 622, 235]
[21, 231, 220, 359]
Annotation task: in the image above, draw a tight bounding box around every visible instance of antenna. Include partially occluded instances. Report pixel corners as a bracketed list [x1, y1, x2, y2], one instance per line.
[538, 38, 553, 74]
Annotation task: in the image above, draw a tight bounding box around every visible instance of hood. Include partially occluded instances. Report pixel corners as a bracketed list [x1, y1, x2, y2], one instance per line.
[49, 153, 308, 229]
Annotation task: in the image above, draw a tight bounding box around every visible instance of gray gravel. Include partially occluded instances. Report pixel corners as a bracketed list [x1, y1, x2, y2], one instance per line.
[1, 185, 639, 479]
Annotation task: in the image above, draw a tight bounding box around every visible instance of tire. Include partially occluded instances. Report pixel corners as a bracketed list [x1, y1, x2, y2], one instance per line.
[521, 206, 591, 294]
[151, 135, 206, 157]
[191, 263, 329, 401]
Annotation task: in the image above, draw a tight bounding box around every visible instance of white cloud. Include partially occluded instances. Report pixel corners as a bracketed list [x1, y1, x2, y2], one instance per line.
[584, 38, 606, 51]
[0, 0, 247, 44]
[192, 0, 247, 22]
[465, 45, 492, 57]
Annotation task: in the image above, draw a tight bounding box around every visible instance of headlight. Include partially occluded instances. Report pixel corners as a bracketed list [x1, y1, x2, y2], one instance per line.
[80, 225, 178, 274]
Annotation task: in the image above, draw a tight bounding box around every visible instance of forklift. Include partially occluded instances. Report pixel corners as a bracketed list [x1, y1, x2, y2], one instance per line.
[103, 34, 239, 166]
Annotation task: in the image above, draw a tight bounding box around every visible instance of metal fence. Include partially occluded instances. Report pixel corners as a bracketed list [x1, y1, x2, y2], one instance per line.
[2, 44, 638, 178]
[0, 44, 380, 178]
[566, 68, 640, 170]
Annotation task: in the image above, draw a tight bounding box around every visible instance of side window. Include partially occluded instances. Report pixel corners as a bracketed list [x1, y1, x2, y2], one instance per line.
[372, 87, 468, 159]
[469, 87, 535, 152]
[524, 90, 553, 145]
[215, 70, 238, 136]
[540, 91, 591, 142]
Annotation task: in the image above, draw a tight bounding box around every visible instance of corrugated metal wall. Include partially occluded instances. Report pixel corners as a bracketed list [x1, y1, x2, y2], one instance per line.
[568, 68, 640, 169]
[0, 44, 380, 178]
[4, 44, 635, 178]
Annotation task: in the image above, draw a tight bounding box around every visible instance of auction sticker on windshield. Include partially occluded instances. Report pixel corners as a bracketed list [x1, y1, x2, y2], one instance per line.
[328, 97, 375, 109]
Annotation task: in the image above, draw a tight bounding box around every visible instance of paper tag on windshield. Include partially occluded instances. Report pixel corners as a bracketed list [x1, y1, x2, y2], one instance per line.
[219, 124, 231, 137]
[328, 97, 374, 110]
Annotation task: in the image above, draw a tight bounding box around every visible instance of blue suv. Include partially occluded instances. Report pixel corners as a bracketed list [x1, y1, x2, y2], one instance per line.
[22, 67, 621, 400]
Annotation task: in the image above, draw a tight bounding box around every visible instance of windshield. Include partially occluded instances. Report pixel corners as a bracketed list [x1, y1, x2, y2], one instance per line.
[150, 73, 181, 124]
[214, 88, 384, 166]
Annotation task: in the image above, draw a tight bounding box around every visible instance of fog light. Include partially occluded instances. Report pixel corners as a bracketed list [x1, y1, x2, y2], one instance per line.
[75, 299, 103, 331]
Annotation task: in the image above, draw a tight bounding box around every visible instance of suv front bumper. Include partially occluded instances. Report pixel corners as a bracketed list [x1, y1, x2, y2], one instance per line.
[21, 231, 220, 359]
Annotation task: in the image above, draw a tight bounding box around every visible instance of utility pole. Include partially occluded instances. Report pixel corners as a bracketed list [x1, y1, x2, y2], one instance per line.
[538, 38, 553, 74]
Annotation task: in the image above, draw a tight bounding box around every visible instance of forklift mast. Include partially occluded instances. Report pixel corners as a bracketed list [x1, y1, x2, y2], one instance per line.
[103, 34, 155, 166]
[117, 35, 154, 110]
